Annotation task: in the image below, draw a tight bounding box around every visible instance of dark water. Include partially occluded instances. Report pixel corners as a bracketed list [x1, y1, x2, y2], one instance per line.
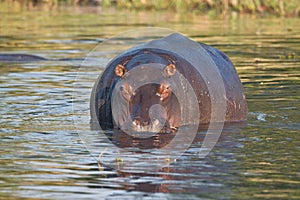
[1, 4, 299, 200]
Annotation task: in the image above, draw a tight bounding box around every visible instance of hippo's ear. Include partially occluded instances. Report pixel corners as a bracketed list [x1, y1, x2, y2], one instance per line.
[163, 64, 176, 77]
[115, 64, 128, 78]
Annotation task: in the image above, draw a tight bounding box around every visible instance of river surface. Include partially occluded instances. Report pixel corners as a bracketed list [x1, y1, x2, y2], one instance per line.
[0, 4, 299, 200]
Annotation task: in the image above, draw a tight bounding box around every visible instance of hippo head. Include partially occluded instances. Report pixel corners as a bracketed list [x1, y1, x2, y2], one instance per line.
[112, 63, 181, 133]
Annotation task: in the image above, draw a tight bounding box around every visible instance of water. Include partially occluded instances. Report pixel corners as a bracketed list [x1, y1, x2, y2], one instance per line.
[1, 4, 299, 199]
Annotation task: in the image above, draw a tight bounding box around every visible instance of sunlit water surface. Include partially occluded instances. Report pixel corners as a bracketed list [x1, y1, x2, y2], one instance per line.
[0, 4, 299, 200]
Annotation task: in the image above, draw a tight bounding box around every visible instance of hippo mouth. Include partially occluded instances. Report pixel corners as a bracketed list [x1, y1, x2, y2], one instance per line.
[131, 118, 165, 133]
[119, 118, 178, 135]
[118, 104, 178, 135]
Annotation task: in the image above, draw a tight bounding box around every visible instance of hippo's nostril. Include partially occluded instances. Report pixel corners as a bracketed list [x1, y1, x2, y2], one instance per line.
[133, 118, 141, 126]
[132, 119, 138, 126]
[152, 119, 160, 127]
[132, 117, 151, 127]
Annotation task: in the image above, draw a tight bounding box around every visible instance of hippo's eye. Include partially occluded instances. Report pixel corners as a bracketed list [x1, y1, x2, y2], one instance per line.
[119, 82, 135, 101]
[156, 82, 172, 101]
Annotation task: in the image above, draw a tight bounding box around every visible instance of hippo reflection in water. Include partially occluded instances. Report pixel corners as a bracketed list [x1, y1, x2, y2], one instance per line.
[91, 33, 248, 133]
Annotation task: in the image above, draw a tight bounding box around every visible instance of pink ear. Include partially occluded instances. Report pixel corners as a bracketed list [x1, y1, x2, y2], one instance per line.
[156, 80, 172, 101]
[163, 64, 176, 77]
[115, 64, 127, 77]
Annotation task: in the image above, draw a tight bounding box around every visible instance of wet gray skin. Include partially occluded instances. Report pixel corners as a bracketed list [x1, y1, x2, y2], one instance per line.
[92, 34, 248, 133]
[0, 53, 83, 62]
[0, 54, 47, 62]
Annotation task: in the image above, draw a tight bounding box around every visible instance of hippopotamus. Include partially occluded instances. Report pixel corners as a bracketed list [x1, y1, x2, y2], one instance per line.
[0, 54, 47, 62]
[0, 53, 83, 62]
[91, 33, 247, 133]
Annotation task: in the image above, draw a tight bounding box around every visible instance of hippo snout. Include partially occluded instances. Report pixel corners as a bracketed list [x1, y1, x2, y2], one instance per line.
[130, 104, 168, 133]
